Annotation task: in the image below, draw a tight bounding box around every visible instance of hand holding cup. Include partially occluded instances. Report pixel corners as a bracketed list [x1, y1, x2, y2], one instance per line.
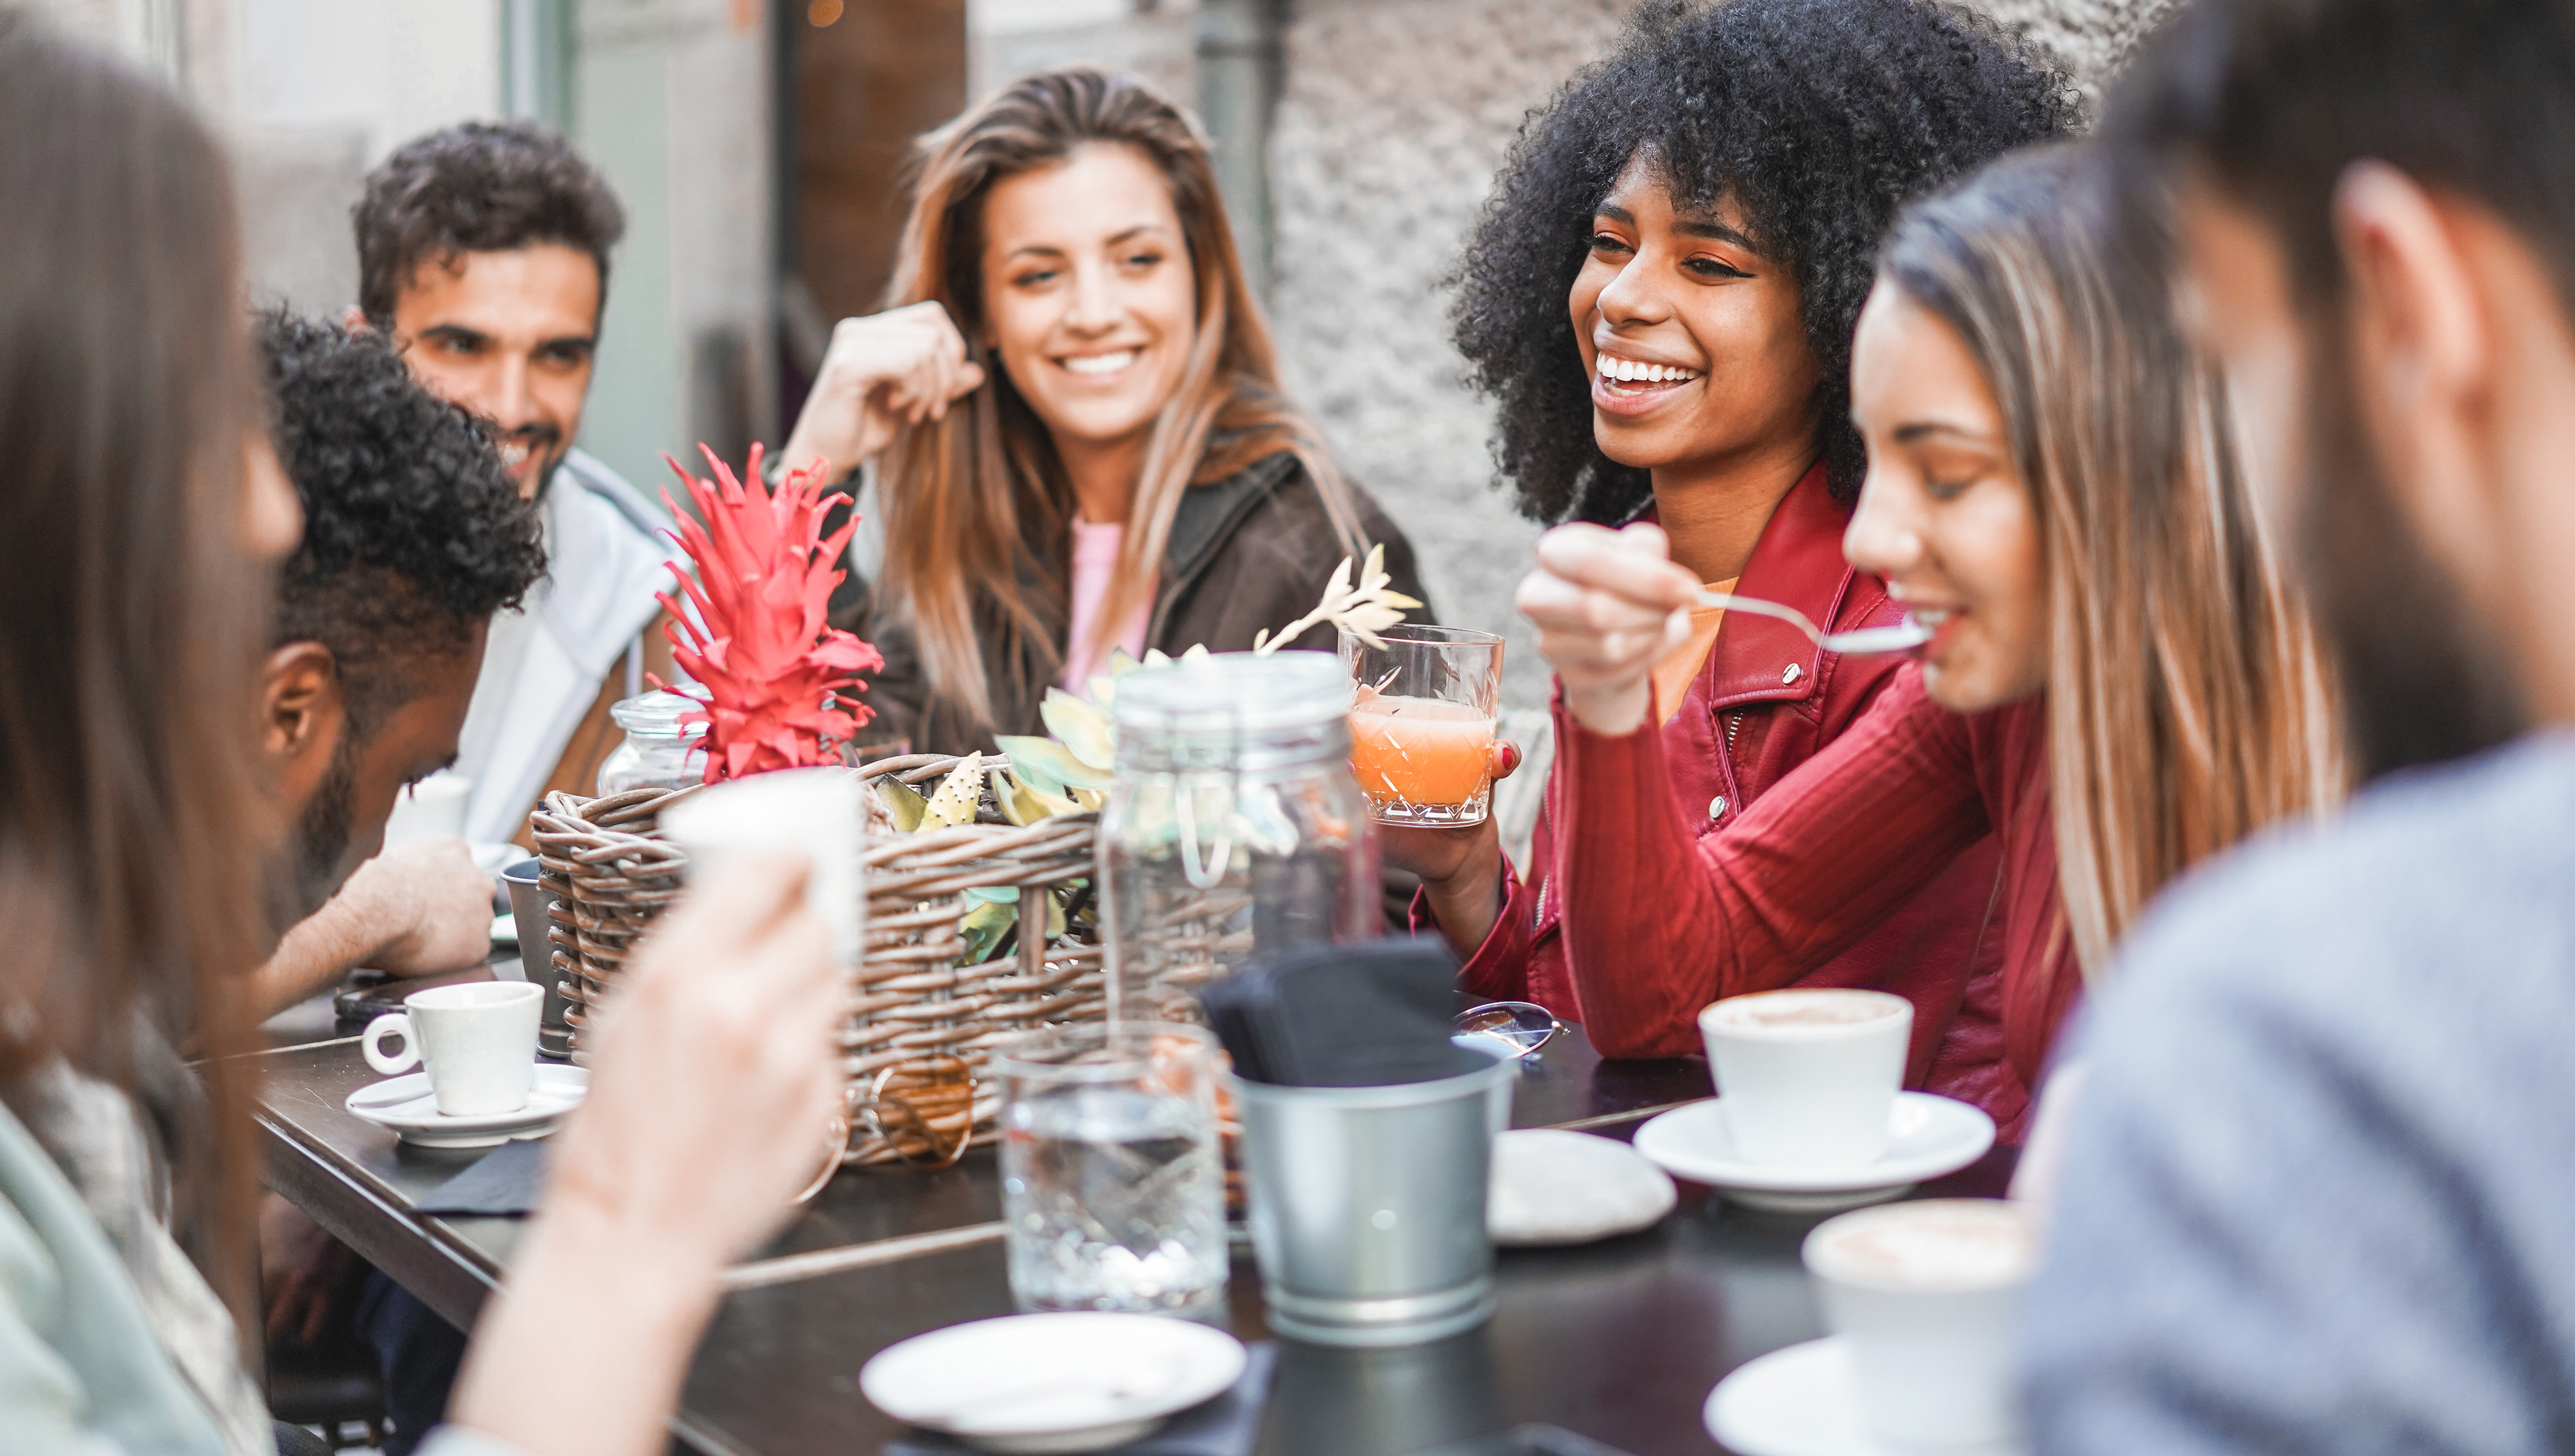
[544, 853, 845, 1270]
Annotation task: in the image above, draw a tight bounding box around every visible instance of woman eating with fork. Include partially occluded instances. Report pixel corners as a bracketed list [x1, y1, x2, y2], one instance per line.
[1394, 0, 2080, 1128]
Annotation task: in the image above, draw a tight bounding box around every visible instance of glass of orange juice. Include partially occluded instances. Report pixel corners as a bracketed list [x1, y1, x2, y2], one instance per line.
[1338, 624, 1505, 827]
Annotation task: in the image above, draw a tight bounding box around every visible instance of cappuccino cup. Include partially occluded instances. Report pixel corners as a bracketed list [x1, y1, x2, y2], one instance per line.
[1699, 988, 1911, 1165]
[659, 767, 864, 965]
[1803, 1197, 2037, 1448]
[364, 980, 544, 1116]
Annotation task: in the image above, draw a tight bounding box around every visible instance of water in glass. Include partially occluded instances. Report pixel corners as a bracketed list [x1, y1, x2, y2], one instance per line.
[998, 1024, 1226, 1314]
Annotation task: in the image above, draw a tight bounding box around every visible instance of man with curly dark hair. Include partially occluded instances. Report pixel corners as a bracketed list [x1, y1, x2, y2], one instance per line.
[354, 120, 679, 850]
[245, 312, 546, 1456]
[247, 310, 546, 1015]
[1407, 0, 2079, 1136]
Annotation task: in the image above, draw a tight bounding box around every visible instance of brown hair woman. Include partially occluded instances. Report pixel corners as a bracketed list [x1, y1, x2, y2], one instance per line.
[780, 65, 1431, 753]
[1479, 146, 2344, 1139]
[0, 16, 844, 1453]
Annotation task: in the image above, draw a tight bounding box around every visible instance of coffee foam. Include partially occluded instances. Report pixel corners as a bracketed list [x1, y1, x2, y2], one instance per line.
[1806, 1200, 2035, 1291]
[1707, 989, 1908, 1034]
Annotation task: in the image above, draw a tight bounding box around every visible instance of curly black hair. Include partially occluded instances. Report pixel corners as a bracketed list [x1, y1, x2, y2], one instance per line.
[258, 311, 546, 731]
[354, 120, 626, 328]
[1453, 0, 2082, 523]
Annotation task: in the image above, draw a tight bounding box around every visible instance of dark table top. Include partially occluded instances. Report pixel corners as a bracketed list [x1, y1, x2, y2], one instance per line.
[251, 1014, 2009, 1456]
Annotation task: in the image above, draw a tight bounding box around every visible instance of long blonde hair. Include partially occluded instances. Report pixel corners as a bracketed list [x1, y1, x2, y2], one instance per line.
[877, 67, 1363, 729]
[1881, 146, 2346, 979]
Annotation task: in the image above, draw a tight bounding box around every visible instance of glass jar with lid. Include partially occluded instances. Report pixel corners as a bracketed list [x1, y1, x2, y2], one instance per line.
[1099, 651, 1380, 1025]
[595, 689, 708, 795]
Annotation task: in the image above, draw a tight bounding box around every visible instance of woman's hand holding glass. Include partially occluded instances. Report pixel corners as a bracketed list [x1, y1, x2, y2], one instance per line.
[1377, 742, 1522, 958]
[448, 852, 844, 1456]
[1515, 521, 1701, 738]
[777, 300, 988, 482]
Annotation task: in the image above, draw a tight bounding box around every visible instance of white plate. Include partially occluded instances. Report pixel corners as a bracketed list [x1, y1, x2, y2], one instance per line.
[862, 1312, 1246, 1455]
[1633, 1093, 1994, 1212]
[1707, 1336, 2022, 1456]
[344, 1064, 587, 1148]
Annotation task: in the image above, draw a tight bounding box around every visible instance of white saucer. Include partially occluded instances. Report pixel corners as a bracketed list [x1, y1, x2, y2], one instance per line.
[1633, 1093, 1994, 1212]
[1707, 1337, 2022, 1456]
[344, 1064, 587, 1148]
[1489, 1128, 1677, 1246]
[862, 1312, 1245, 1455]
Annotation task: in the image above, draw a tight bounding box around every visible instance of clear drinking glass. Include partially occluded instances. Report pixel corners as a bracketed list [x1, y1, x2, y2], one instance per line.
[1339, 625, 1505, 827]
[1098, 652, 1382, 1026]
[995, 1021, 1227, 1314]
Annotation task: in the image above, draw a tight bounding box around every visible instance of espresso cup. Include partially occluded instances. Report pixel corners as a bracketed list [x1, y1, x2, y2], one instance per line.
[1699, 988, 1912, 1166]
[364, 980, 544, 1116]
[1803, 1197, 2037, 1448]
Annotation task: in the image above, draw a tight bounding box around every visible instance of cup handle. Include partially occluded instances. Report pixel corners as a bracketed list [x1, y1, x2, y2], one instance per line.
[363, 1012, 420, 1075]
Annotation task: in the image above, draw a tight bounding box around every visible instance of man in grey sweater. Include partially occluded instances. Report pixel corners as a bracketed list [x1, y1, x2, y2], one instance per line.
[2023, 1, 2575, 1451]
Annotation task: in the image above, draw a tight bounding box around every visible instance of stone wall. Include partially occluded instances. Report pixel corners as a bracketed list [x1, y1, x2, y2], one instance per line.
[1261, 0, 2178, 707]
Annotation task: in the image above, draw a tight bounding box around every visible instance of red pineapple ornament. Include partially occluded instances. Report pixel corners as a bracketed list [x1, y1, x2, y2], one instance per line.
[655, 443, 884, 782]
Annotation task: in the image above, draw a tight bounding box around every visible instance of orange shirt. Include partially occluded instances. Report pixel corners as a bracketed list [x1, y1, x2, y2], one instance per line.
[1650, 577, 1737, 725]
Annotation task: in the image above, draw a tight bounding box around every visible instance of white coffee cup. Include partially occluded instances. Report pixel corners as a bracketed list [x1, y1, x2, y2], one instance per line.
[659, 766, 864, 965]
[364, 980, 544, 1116]
[1803, 1197, 2037, 1448]
[1699, 988, 1912, 1165]
[381, 770, 472, 847]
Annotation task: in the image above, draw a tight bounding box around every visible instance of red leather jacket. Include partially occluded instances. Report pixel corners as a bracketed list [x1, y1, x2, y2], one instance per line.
[1434, 462, 2015, 1112]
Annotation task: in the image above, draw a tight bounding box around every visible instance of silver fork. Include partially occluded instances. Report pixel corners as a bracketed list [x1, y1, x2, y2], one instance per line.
[1696, 591, 1931, 655]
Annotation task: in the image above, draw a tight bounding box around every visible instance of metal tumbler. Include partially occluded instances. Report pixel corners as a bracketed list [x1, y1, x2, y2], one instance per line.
[499, 859, 573, 1061]
[1228, 1046, 1516, 1347]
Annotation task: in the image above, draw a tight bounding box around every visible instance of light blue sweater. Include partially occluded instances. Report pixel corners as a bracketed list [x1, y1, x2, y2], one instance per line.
[0, 1070, 523, 1456]
[2024, 735, 2575, 1453]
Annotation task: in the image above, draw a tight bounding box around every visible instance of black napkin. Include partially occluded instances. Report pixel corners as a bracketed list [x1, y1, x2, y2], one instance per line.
[1196, 938, 1477, 1087]
[414, 1138, 548, 1217]
[882, 1342, 1275, 1456]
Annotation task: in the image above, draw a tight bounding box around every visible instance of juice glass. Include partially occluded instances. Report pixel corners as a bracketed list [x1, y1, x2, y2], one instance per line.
[1339, 625, 1505, 827]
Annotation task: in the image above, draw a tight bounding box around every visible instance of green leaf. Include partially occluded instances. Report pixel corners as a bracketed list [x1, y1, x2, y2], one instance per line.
[993, 767, 1081, 826]
[874, 776, 929, 833]
[921, 751, 984, 828]
[1039, 689, 1117, 771]
[964, 884, 1020, 904]
[957, 898, 1014, 964]
[995, 734, 1114, 792]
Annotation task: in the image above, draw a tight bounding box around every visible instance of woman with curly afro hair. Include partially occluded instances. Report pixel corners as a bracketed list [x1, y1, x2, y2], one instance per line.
[1399, 0, 2081, 1134]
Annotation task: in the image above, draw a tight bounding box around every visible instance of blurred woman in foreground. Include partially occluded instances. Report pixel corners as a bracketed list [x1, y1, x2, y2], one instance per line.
[1483, 147, 2344, 1138]
[0, 15, 838, 1455]
[781, 67, 1429, 753]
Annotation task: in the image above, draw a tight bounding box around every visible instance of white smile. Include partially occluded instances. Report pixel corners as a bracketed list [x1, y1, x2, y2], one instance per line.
[1595, 353, 1705, 386]
[497, 440, 531, 469]
[1061, 350, 1139, 376]
[1907, 606, 1955, 627]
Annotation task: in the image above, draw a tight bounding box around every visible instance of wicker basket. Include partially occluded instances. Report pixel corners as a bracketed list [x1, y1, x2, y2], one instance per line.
[526, 753, 1104, 1172]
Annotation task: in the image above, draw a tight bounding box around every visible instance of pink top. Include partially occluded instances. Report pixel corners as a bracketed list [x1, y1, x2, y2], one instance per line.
[1061, 518, 1152, 692]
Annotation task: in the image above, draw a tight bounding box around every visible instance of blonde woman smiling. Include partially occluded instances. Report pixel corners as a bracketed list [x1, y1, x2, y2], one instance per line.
[782, 67, 1428, 752]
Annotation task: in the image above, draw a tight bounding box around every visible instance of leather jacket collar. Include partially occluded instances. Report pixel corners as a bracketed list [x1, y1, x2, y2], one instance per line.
[1624, 460, 1864, 713]
[1707, 460, 1859, 713]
